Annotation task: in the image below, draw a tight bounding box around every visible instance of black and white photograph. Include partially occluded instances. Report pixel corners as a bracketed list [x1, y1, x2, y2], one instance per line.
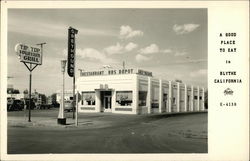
[6, 8, 208, 154]
[1, 1, 249, 161]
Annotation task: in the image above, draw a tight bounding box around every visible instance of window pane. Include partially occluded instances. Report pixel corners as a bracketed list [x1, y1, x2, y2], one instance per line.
[151, 85, 159, 108]
[173, 97, 176, 104]
[163, 93, 168, 101]
[139, 91, 147, 106]
[82, 92, 95, 105]
[116, 91, 133, 106]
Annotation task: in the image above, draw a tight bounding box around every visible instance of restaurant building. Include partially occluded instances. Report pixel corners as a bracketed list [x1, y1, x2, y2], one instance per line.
[76, 68, 206, 114]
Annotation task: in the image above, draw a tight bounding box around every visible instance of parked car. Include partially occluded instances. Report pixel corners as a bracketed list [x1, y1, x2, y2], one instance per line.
[52, 102, 60, 108]
[7, 99, 24, 111]
[64, 100, 73, 112]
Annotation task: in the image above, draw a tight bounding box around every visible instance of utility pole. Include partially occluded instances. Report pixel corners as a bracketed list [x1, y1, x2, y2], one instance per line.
[123, 61, 125, 69]
[36, 43, 46, 57]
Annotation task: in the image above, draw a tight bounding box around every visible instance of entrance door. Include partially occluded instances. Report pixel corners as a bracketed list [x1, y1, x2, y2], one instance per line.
[187, 95, 190, 111]
[100, 91, 112, 112]
[104, 96, 111, 110]
[163, 93, 168, 113]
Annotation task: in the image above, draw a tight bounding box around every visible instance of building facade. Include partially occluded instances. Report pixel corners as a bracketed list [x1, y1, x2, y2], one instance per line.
[76, 68, 206, 115]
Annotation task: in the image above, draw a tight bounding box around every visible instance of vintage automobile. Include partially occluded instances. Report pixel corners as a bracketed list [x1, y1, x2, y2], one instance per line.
[64, 100, 73, 112]
[7, 99, 24, 111]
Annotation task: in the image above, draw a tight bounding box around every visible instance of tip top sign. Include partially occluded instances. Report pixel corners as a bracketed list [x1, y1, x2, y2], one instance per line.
[15, 43, 42, 65]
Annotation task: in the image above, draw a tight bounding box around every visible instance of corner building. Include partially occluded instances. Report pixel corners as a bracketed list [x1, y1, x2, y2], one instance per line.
[76, 68, 205, 114]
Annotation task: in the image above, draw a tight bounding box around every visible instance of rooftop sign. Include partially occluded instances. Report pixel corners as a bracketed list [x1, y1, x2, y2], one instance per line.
[80, 68, 153, 77]
[15, 43, 42, 65]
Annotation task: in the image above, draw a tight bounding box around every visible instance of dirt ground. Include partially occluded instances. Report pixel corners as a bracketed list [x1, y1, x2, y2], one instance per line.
[7, 109, 207, 154]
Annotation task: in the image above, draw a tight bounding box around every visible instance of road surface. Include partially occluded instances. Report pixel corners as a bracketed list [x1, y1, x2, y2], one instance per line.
[7, 109, 207, 154]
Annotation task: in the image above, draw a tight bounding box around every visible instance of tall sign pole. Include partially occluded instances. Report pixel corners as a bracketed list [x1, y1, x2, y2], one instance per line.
[28, 63, 32, 122]
[67, 27, 78, 120]
[15, 43, 45, 122]
[75, 91, 79, 126]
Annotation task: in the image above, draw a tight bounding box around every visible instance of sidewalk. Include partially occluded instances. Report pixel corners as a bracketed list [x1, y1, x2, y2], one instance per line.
[7, 109, 207, 129]
[8, 115, 111, 129]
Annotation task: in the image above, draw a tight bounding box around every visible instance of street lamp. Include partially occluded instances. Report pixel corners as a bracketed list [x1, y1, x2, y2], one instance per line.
[58, 60, 67, 125]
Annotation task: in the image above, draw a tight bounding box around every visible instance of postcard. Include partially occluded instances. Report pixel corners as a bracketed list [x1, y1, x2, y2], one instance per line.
[0, 1, 249, 161]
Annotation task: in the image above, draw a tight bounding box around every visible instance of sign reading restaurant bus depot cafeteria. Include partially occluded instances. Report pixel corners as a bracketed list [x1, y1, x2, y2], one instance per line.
[15, 43, 42, 65]
[80, 68, 153, 77]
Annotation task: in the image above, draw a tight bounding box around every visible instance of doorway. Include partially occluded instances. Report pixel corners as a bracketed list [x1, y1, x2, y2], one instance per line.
[187, 95, 190, 111]
[163, 93, 168, 112]
[100, 91, 112, 112]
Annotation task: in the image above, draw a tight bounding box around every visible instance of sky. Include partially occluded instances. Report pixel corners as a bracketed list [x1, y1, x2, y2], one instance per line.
[7, 9, 207, 96]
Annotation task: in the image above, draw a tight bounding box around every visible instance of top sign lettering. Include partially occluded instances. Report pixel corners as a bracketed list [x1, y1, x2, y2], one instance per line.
[80, 68, 153, 77]
[15, 43, 42, 65]
[67, 27, 78, 77]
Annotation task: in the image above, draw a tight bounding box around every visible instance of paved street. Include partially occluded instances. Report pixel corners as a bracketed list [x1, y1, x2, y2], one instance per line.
[7, 109, 207, 154]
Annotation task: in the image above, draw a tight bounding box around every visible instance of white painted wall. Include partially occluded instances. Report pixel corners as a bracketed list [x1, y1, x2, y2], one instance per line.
[76, 73, 206, 115]
[76, 74, 137, 114]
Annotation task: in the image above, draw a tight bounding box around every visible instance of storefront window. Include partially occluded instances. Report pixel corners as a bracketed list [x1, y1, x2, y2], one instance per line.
[163, 93, 168, 102]
[82, 92, 95, 105]
[116, 91, 132, 106]
[151, 85, 159, 108]
[173, 97, 176, 104]
[152, 100, 159, 108]
[139, 91, 147, 106]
